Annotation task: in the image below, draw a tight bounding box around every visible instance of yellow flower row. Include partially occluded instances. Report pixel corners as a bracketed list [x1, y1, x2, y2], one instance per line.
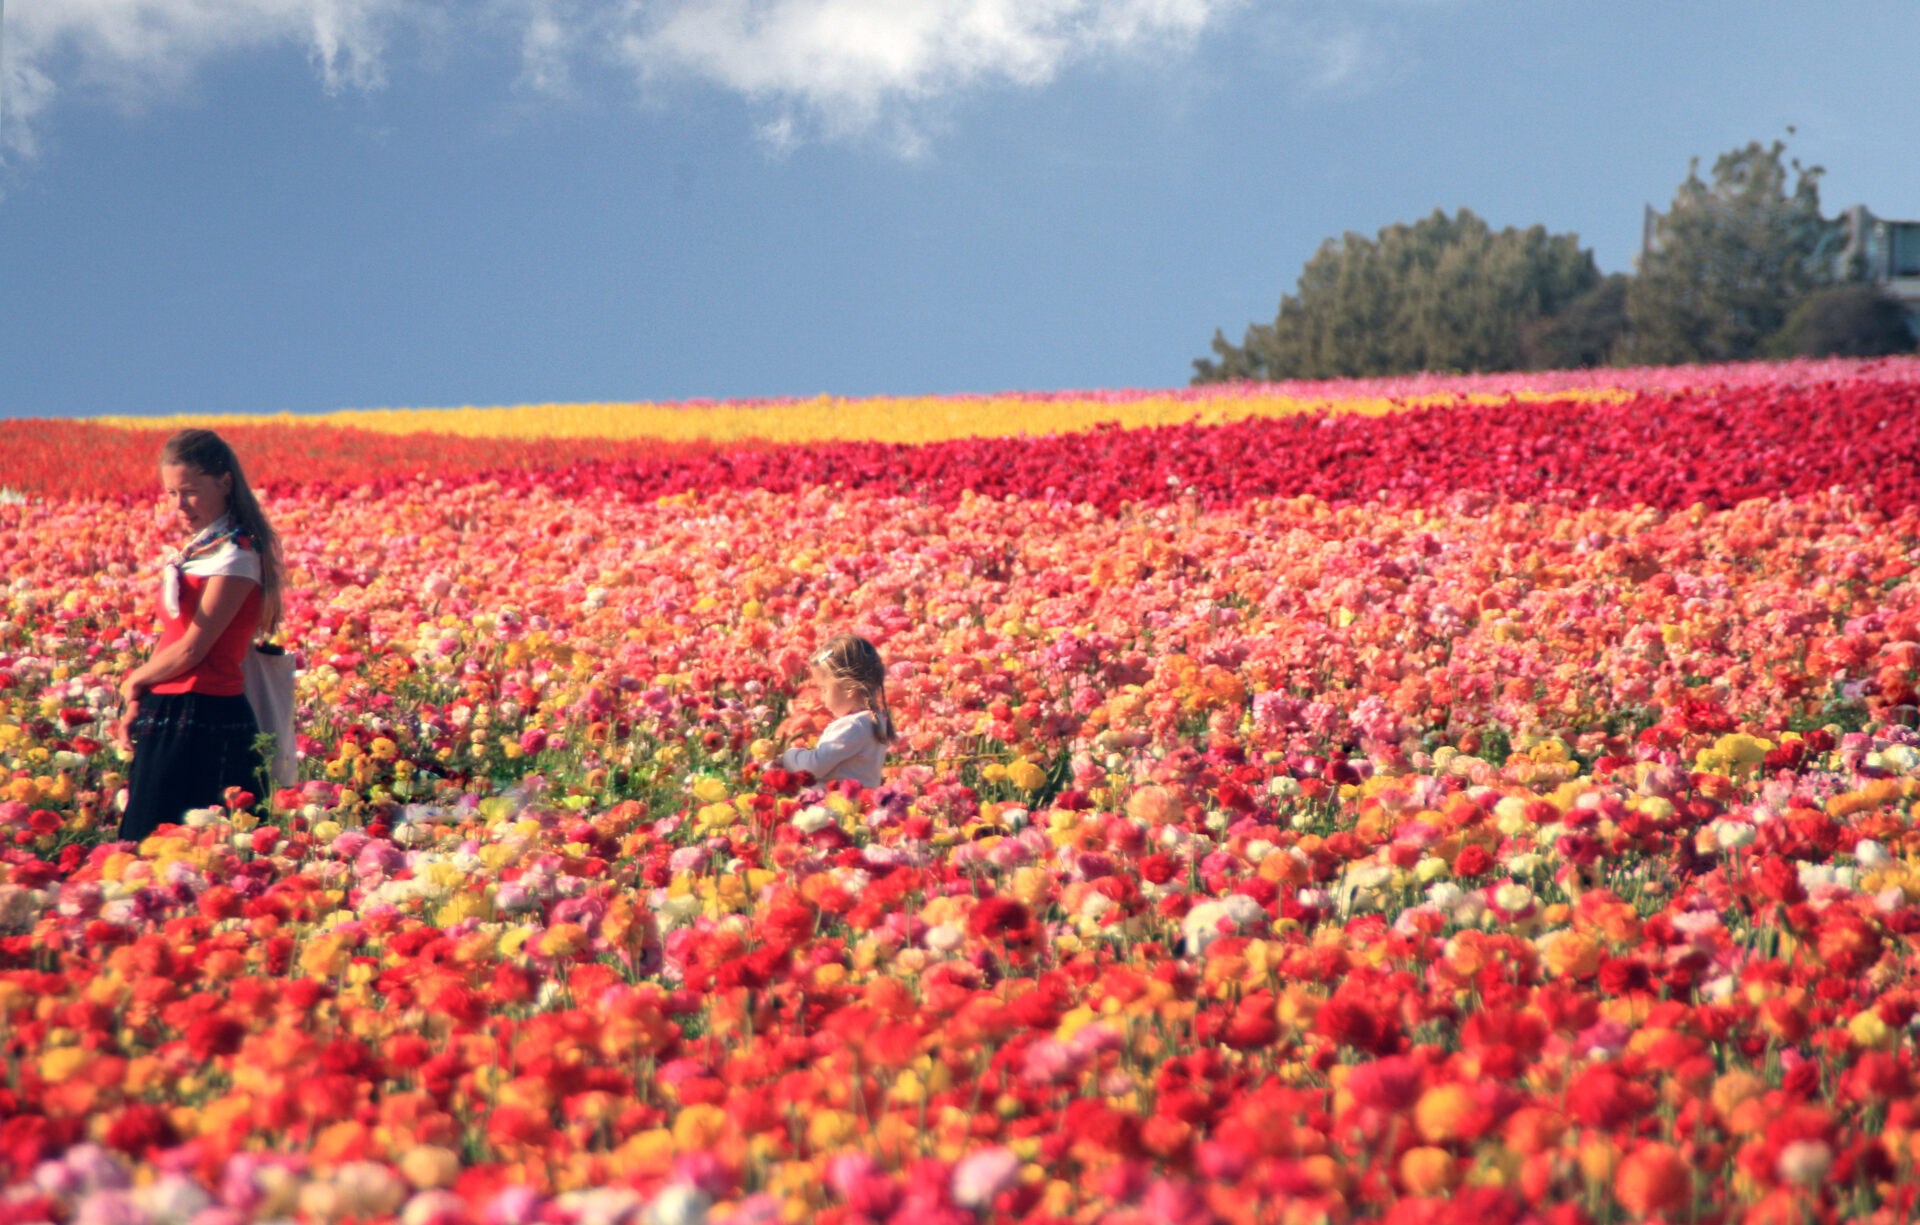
[98, 387, 1632, 446]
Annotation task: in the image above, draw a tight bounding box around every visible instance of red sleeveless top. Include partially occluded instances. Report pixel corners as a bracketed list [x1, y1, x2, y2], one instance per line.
[150, 573, 263, 697]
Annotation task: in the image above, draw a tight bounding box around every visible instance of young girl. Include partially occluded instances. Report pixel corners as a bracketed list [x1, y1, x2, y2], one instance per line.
[114, 430, 283, 841]
[780, 634, 894, 789]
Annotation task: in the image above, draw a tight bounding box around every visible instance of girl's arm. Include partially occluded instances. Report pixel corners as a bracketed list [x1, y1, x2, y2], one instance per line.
[781, 717, 865, 779]
[122, 575, 257, 699]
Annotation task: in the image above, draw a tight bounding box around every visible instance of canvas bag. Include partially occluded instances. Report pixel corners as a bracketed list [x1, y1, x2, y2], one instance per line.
[243, 643, 298, 789]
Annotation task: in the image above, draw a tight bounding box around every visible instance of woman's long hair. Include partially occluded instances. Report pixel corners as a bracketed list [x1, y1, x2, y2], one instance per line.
[162, 429, 283, 638]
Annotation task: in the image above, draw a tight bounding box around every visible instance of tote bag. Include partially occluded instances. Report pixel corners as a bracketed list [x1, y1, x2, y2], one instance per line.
[243, 643, 299, 789]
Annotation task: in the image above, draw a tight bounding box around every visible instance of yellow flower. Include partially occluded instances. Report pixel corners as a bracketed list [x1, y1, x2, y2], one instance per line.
[691, 776, 729, 804]
[38, 1046, 89, 1083]
[538, 923, 589, 959]
[1848, 1009, 1893, 1048]
[1007, 759, 1048, 791]
[806, 1108, 858, 1151]
[694, 802, 737, 835]
[101, 387, 1632, 448]
[435, 893, 495, 927]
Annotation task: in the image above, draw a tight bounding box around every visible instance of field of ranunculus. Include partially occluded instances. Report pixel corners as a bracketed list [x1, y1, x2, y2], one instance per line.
[3, 360, 1920, 1225]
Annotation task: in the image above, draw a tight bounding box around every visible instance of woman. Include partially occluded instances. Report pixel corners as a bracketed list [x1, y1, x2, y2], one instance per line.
[114, 429, 283, 841]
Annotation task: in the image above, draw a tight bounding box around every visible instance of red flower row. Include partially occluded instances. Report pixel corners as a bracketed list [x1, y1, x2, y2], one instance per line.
[7, 376, 1919, 512]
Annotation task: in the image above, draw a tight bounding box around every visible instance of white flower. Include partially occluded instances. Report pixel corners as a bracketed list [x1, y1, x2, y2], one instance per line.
[1182, 894, 1266, 956]
[925, 923, 965, 953]
[559, 1188, 645, 1225]
[1776, 1139, 1832, 1188]
[403, 1192, 468, 1225]
[137, 1175, 212, 1225]
[1855, 839, 1891, 869]
[791, 806, 835, 834]
[1425, 882, 1465, 911]
[1492, 882, 1536, 914]
[1880, 743, 1919, 772]
[0, 885, 39, 932]
[332, 1162, 407, 1218]
[1449, 891, 1489, 926]
[644, 1184, 710, 1225]
[1708, 818, 1756, 850]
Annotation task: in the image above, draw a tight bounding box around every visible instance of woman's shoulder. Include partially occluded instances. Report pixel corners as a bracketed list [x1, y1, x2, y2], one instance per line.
[182, 531, 263, 581]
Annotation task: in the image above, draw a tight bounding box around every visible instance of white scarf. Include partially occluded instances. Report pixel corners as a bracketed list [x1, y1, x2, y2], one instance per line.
[161, 515, 262, 620]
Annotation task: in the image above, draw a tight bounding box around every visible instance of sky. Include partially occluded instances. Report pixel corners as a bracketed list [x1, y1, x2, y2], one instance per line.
[1, 0, 1917, 418]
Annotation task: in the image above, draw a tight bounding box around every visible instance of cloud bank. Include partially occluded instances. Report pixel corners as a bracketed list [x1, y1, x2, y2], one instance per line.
[2, 0, 403, 157]
[0, 0, 1280, 157]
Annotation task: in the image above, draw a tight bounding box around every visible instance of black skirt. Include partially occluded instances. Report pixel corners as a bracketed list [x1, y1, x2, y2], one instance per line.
[122, 692, 262, 842]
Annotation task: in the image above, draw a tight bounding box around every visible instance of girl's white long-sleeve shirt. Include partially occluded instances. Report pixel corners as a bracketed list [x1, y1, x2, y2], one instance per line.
[781, 711, 888, 788]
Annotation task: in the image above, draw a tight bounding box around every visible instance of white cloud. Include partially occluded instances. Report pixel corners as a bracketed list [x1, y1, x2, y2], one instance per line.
[3, 0, 1431, 160]
[614, 0, 1233, 146]
[3, 0, 409, 157]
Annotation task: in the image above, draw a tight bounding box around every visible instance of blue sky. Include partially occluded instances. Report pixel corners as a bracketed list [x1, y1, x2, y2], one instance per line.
[2, 0, 1916, 418]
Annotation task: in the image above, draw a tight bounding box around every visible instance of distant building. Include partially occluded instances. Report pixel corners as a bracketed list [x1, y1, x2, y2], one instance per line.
[1840, 205, 1920, 323]
[1637, 202, 1920, 326]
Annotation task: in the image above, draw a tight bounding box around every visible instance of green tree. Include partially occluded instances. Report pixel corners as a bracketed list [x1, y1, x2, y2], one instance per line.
[1519, 274, 1631, 370]
[1193, 208, 1599, 383]
[1623, 140, 1843, 365]
[1768, 283, 1916, 358]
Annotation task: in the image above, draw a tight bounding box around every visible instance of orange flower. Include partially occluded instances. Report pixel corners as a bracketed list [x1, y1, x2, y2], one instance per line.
[1414, 1083, 1478, 1143]
[1398, 1146, 1458, 1195]
[1614, 1143, 1691, 1217]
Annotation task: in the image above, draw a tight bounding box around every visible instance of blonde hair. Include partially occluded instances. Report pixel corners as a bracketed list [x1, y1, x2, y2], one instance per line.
[161, 429, 284, 638]
[812, 633, 894, 744]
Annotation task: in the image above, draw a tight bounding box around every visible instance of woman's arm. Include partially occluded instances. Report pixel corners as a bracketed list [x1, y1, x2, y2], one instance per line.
[122, 575, 257, 700]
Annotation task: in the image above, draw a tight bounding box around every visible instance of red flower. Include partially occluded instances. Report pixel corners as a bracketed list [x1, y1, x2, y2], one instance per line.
[1316, 992, 1401, 1057]
[1567, 1064, 1654, 1130]
[103, 1103, 178, 1157]
[1348, 1055, 1424, 1111]
[184, 1014, 247, 1060]
[1452, 845, 1494, 878]
[1217, 990, 1280, 1051]
[969, 897, 1034, 941]
[1757, 857, 1806, 906]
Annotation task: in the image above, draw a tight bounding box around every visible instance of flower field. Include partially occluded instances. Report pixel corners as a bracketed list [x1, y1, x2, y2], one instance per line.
[4, 359, 1920, 1225]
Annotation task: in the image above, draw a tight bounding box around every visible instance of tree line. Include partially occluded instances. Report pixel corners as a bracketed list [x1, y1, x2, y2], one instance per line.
[1194, 140, 1918, 383]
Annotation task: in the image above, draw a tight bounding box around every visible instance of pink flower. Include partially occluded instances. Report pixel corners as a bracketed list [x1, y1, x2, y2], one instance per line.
[950, 1147, 1021, 1209]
